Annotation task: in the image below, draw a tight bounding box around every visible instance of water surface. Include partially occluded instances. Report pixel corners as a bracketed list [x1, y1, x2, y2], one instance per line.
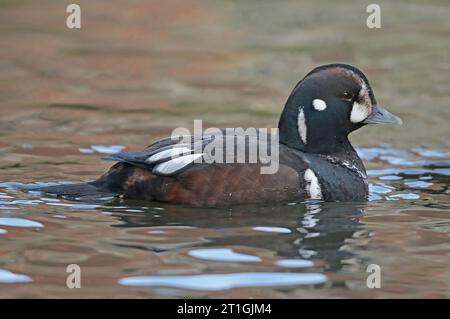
[0, 0, 449, 298]
[0, 146, 448, 298]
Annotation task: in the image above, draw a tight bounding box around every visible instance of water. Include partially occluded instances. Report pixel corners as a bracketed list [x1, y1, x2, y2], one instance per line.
[0, 0, 449, 298]
[0, 146, 447, 298]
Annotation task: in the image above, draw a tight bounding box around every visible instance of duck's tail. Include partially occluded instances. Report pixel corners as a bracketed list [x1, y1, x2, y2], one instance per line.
[39, 182, 117, 200]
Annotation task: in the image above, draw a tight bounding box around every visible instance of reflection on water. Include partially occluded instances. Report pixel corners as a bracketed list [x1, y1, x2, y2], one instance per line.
[0, 146, 448, 297]
[79, 145, 126, 155]
[0, 217, 44, 228]
[188, 248, 263, 262]
[0, 269, 32, 284]
[119, 272, 328, 291]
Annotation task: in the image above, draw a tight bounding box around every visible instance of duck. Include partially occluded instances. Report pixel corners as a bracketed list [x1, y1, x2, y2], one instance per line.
[40, 64, 402, 206]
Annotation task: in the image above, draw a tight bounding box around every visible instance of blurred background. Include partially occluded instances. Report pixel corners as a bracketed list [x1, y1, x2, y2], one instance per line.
[1, 1, 449, 163]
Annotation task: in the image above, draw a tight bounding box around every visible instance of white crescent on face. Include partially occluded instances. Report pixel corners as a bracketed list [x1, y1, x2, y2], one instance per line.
[350, 102, 371, 123]
[350, 84, 372, 123]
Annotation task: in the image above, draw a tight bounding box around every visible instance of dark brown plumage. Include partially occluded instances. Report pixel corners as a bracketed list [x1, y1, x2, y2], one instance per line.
[40, 64, 401, 206]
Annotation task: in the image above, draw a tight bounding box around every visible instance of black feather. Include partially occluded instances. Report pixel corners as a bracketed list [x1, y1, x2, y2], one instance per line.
[38, 182, 116, 200]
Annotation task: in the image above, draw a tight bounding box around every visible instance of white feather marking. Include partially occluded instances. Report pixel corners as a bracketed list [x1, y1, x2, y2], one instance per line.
[325, 156, 367, 179]
[312, 99, 327, 111]
[153, 153, 203, 175]
[145, 147, 191, 164]
[297, 107, 307, 144]
[304, 169, 322, 199]
[350, 102, 371, 123]
[359, 84, 367, 99]
[351, 83, 371, 123]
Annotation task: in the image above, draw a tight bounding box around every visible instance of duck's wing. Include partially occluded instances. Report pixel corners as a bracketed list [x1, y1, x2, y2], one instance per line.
[102, 130, 278, 176]
[97, 130, 313, 205]
[102, 134, 212, 169]
[41, 131, 308, 204]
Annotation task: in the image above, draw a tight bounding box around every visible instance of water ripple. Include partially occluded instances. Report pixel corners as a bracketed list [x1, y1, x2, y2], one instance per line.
[188, 248, 262, 262]
[0, 217, 44, 228]
[253, 226, 291, 234]
[118, 272, 328, 290]
[80, 145, 126, 155]
[0, 269, 32, 283]
[274, 259, 314, 268]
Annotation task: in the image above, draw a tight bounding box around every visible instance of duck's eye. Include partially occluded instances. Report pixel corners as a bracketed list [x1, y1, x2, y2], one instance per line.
[341, 91, 354, 101]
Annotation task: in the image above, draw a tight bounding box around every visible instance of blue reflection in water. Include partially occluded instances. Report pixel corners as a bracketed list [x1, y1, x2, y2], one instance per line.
[88, 145, 126, 154]
[0, 217, 44, 228]
[389, 193, 420, 200]
[404, 180, 432, 188]
[379, 175, 403, 181]
[46, 203, 99, 209]
[253, 226, 291, 234]
[275, 259, 314, 268]
[189, 248, 262, 262]
[118, 272, 327, 291]
[0, 269, 32, 283]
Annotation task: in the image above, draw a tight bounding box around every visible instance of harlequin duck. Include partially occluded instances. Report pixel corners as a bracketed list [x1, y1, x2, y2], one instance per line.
[40, 64, 401, 206]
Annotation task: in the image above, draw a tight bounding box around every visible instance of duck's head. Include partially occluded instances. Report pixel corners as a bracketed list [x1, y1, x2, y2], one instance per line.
[278, 63, 402, 154]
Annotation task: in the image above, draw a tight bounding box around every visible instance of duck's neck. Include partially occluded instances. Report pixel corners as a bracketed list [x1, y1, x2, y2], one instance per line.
[278, 108, 352, 154]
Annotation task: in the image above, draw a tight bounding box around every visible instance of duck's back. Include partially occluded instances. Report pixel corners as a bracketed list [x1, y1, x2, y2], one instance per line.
[44, 137, 367, 206]
[95, 135, 310, 206]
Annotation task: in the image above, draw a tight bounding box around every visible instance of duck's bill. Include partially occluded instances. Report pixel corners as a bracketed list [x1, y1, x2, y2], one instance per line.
[363, 105, 402, 125]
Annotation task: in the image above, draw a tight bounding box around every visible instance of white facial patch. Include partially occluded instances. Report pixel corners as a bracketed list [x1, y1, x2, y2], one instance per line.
[304, 168, 322, 200]
[312, 99, 327, 111]
[297, 107, 307, 144]
[350, 102, 371, 123]
[350, 83, 372, 123]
